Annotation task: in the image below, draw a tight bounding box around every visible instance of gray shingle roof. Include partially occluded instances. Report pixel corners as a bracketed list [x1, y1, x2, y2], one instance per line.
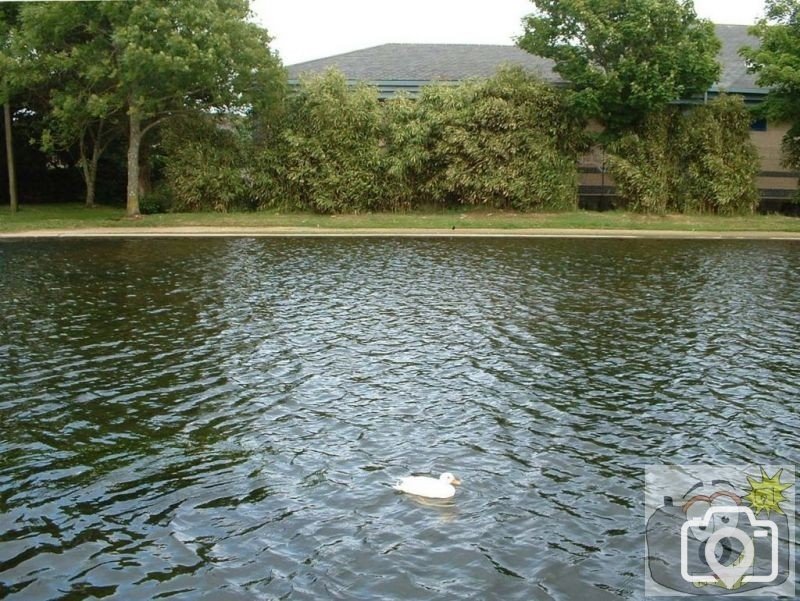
[287, 24, 763, 94]
[288, 43, 558, 83]
[715, 24, 760, 90]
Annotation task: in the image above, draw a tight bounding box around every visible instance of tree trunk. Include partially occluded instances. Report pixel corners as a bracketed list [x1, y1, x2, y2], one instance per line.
[79, 143, 97, 208]
[85, 159, 97, 208]
[4, 102, 18, 213]
[80, 123, 105, 208]
[126, 110, 141, 216]
[86, 138, 104, 208]
[138, 144, 151, 199]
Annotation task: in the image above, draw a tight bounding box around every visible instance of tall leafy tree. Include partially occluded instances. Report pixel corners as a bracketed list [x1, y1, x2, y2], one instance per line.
[742, 0, 800, 169]
[518, 0, 721, 135]
[0, 4, 19, 212]
[17, 3, 125, 208]
[18, 0, 283, 215]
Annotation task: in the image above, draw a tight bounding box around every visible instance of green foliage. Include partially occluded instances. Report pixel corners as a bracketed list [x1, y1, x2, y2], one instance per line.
[98, 0, 283, 120]
[678, 96, 759, 214]
[14, 0, 286, 214]
[518, 0, 721, 134]
[608, 96, 759, 214]
[607, 110, 680, 213]
[384, 67, 587, 211]
[380, 94, 426, 210]
[743, 0, 800, 170]
[781, 123, 800, 174]
[162, 114, 270, 212]
[138, 184, 173, 215]
[15, 0, 284, 122]
[15, 2, 126, 195]
[0, 4, 22, 102]
[263, 68, 585, 213]
[276, 70, 385, 213]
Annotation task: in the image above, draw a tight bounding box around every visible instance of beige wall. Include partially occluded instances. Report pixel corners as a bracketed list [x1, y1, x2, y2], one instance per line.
[751, 122, 798, 193]
[751, 123, 787, 172]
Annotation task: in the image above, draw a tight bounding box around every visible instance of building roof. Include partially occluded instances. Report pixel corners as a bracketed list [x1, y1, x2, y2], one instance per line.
[288, 43, 557, 84]
[713, 24, 760, 91]
[287, 24, 764, 98]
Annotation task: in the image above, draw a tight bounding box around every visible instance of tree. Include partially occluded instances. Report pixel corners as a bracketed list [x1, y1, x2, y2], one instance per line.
[18, 0, 284, 215]
[45, 98, 123, 209]
[15, 2, 126, 208]
[517, 0, 721, 135]
[0, 5, 19, 212]
[742, 0, 800, 169]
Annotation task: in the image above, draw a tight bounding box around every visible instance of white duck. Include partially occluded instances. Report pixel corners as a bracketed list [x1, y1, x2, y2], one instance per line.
[393, 472, 462, 499]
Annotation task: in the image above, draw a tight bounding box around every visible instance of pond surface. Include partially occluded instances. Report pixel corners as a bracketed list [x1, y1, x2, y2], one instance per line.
[0, 237, 798, 600]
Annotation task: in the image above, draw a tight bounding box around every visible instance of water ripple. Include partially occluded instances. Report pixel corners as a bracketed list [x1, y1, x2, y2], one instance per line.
[0, 238, 798, 600]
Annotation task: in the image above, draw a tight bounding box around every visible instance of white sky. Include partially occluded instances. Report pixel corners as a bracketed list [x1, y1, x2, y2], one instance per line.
[252, 0, 765, 66]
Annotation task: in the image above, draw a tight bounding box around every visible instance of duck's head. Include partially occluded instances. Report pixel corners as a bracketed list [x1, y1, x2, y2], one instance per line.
[440, 472, 462, 486]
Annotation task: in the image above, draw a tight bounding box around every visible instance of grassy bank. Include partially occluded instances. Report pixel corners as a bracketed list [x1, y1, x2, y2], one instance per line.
[1, 203, 799, 233]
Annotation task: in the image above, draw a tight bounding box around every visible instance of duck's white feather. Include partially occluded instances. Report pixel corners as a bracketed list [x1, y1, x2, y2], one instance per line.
[393, 475, 457, 499]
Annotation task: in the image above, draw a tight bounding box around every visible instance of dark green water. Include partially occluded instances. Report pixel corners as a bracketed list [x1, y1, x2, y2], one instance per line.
[0, 238, 798, 600]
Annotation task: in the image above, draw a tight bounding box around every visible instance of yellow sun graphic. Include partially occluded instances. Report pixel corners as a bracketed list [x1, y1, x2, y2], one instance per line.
[742, 467, 793, 516]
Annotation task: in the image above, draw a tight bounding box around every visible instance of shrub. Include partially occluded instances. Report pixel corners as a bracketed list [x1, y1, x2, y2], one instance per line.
[678, 95, 759, 214]
[385, 68, 587, 211]
[139, 183, 173, 214]
[162, 114, 270, 212]
[380, 94, 432, 211]
[161, 69, 760, 216]
[276, 69, 385, 213]
[606, 110, 681, 214]
[607, 96, 760, 214]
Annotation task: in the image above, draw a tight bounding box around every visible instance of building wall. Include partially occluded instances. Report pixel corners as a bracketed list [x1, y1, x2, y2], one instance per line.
[751, 122, 798, 197]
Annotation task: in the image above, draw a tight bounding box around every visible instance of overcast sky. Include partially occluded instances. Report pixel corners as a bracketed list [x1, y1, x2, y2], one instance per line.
[252, 0, 765, 66]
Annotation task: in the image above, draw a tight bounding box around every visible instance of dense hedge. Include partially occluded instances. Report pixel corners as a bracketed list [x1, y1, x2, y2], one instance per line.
[678, 96, 760, 214]
[159, 72, 761, 215]
[161, 68, 587, 213]
[162, 114, 271, 212]
[385, 68, 588, 211]
[276, 71, 385, 213]
[606, 110, 679, 214]
[607, 95, 760, 214]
